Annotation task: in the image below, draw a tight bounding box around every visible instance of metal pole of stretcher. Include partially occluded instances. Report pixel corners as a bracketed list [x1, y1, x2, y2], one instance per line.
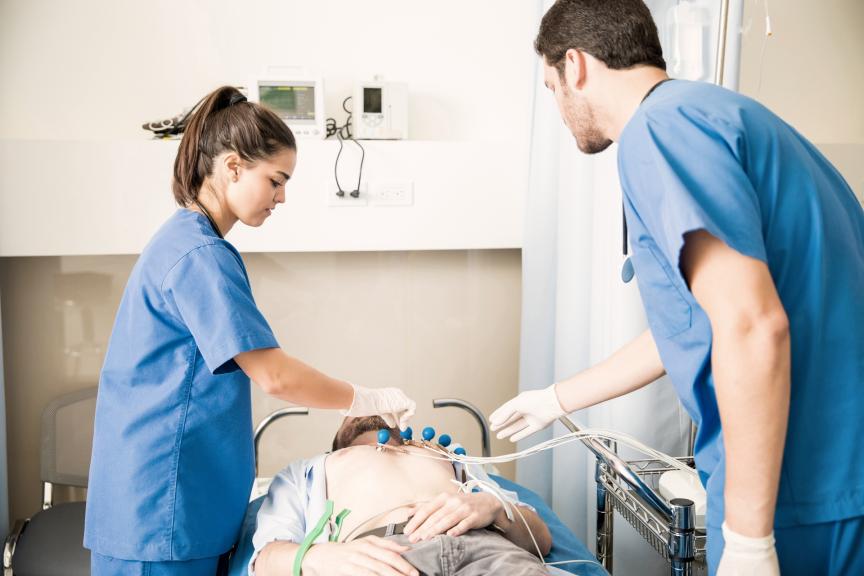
[558, 415, 697, 575]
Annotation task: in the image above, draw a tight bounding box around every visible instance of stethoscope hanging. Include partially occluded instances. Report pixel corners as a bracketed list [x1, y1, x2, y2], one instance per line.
[195, 200, 224, 240]
[619, 78, 672, 285]
[621, 205, 634, 283]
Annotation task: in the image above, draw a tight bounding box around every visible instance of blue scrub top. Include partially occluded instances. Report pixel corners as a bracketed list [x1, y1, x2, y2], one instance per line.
[85, 209, 279, 561]
[618, 80, 864, 531]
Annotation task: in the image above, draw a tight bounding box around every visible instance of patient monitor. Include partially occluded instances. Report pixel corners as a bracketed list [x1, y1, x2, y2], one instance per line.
[249, 76, 326, 139]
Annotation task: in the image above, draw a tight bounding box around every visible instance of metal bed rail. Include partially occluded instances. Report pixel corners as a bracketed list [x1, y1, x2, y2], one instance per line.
[253, 406, 309, 476]
[252, 399, 492, 475]
[432, 398, 491, 457]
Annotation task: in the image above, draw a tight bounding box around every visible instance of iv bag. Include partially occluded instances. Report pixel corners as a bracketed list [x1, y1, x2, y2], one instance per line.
[665, 1, 710, 81]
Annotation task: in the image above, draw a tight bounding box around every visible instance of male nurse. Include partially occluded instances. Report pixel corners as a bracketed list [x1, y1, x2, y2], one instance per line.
[490, 1, 864, 574]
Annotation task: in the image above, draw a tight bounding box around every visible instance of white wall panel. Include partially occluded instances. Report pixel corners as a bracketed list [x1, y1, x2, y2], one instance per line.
[0, 139, 524, 256]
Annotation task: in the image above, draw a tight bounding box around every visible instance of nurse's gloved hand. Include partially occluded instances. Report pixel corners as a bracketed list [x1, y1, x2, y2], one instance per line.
[716, 523, 780, 576]
[343, 383, 416, 430]
[489, 384, 565, 442]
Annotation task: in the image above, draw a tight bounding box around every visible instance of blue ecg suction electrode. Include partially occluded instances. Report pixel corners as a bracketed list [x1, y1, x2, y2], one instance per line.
[377, 429, 391, 445]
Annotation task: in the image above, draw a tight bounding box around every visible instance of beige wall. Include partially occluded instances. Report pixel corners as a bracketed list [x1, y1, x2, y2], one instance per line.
[739, 0, 864, 200]
[0, 249, 521, 525]
[739, 0, 864, 143]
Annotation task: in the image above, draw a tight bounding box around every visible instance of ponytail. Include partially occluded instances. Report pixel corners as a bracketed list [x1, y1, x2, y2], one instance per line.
[172, 86, 297, 206]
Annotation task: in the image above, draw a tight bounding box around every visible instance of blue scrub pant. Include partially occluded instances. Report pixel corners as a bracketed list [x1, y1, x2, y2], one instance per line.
[91, 552, 224, 575]
[707, 515, 864, 575]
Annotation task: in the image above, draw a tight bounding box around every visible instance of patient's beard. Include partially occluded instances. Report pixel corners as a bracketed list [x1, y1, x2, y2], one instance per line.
[332, 416, 397, 451]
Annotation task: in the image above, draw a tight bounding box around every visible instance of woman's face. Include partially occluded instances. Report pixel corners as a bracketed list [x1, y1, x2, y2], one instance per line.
[225, 147, 297, 227]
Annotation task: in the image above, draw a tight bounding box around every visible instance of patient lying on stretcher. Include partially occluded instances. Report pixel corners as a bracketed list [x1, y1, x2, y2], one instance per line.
[251, 416, 553, 576]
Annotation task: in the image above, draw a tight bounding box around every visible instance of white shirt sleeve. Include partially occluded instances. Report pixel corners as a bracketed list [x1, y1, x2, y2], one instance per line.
[248, 459, 311, 576]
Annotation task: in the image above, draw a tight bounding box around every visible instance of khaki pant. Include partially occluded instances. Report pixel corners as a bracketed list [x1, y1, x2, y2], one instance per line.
[388, 529, 549, 576]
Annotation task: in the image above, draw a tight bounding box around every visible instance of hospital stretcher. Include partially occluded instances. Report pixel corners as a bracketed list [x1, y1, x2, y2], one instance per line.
[236, 399, 708, 575]
[228, 399, 608, 576]
[233, 399, 709, 575]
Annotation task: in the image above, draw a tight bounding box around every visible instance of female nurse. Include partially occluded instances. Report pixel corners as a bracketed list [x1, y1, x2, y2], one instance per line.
[84, 86, 416, 575]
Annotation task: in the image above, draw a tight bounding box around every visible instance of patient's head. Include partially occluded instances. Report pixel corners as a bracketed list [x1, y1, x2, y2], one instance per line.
[332, 416, 401, 452]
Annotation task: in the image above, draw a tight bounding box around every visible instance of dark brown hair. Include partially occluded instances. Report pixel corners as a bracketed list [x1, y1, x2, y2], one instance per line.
[331, 416, 399, 452]
[535, 0, 666, 76]
[172, 85, 297, 206]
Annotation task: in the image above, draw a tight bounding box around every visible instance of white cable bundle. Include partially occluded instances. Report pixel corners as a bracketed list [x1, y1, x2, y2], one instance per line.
[410, 425, 697, 478]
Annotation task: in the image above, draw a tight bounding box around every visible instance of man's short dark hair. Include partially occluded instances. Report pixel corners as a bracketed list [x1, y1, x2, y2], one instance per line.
[331, 416, 398, 452]
[535, 0, 666, 76]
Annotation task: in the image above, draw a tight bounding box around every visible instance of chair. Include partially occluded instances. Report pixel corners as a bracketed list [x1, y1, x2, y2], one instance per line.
[3, 387, 96, 576]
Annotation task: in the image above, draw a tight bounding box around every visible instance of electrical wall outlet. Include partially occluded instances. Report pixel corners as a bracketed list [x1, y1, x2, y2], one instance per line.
[325, 181, 368, 207]
[369, 180, 414, 206]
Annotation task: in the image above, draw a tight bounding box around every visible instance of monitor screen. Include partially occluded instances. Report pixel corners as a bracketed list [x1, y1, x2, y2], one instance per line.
[364, 87, 383, 114]
[259, 84, 316, 121]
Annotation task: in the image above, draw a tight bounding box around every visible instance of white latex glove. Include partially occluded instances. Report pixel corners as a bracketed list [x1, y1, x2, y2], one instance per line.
[342, 383, 416, 430]
[489, 384, 565, 442]
[716, 522, 780, 576]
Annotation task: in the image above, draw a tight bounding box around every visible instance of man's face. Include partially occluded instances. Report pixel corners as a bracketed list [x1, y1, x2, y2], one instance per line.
[543, 61, 612, 155]
[331, 416, 401, 452]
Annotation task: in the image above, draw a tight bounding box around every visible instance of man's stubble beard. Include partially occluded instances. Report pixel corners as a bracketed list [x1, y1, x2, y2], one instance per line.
[563, 91, 612, 155]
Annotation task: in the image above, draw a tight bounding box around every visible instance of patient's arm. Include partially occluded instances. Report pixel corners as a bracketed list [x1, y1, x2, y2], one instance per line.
[497, 501, 552, 557]
[255, 537, 419, 576]
[403, 491, 552, 557]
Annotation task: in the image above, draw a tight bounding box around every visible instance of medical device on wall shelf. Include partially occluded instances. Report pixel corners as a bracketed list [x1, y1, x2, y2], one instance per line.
[352, 79, 408, 140]
[248, 77, 326, 138]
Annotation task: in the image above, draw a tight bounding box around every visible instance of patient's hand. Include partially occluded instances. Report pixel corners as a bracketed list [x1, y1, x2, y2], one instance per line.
[403, 492, 502, 543]
[303, 536, 419, 576]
